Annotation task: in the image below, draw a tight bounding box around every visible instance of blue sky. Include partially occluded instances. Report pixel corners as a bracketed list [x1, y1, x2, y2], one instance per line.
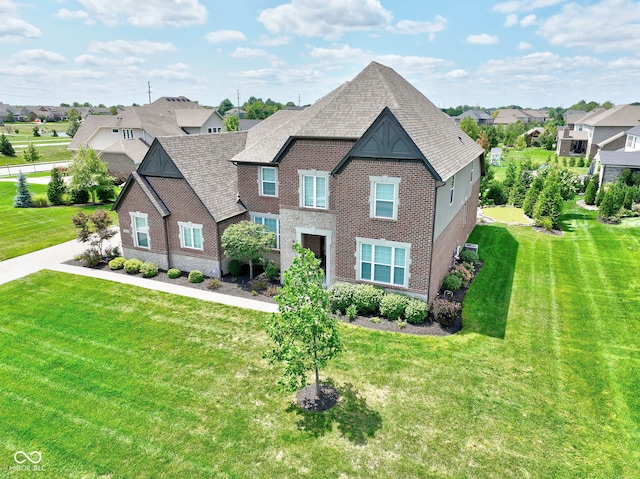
[2, 0, 640, 109]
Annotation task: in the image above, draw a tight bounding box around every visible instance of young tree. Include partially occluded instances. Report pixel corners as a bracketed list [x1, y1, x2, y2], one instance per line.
[514, 134, 527, 151]
[534, 170, 563, 229]
[72, 208, 116, 257]
[583, 179, 597, 205]
[503, 161, 518, 190]
[523, 175, 544, 218]
[68, 146, 113, 204]
[32, 125, 40, 137]
[47, 167, 67, 205]
[0, 133, 16, 156]
[508, 168, 533, 207]
[13, 171, 33, 208]
[221, 221, 275, 279]
[66, 119, 80, 138]
[459, 116, 478, 140]
[265, 243, 343, 403]
[22, 143, 41, 171]
[218, 98, 234, 114]
[223, 114, 239, 132]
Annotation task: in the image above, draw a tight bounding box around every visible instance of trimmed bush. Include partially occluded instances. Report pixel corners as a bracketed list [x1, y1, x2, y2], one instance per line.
[584, 180, 597, 205]
[459, 249, 478, 264]
[140, 262, 158, 278]
[167, 268, 182, 279]
[352, 284, 385, 315]
[79, 248, 101, 267]
[70, 188, 89, 204]
[442, 273, 463, 292]
[432, 298, 462, 327]
[264, 260, 280, 281]
[188, 270, 204, 283]
[208, 278, 222, 290]
[32, 194, 49, 207]
[328, 282, 356, 314]
[379, 293, 410, 321]
[97, 186, 115, 203]
[123, 258, 143, 274]
[108, 257, 126, 270]
[228, 259, 243, 277]
[405, 298, 429, 324]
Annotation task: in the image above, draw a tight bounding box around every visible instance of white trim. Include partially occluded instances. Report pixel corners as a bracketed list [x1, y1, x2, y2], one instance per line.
[295, 226, 333, 285]
[355, 237, 411, 288]
[122, 128, 134, 140]
[259, 166, 278, 197]
[178, 221, 204, 251]
[250, 212, 280, 250]
[470, 160, 474, 183]
[130, 211, 150, 249]
[298, 169, 329, 209]
[369, 175, 401, 220]
[450, 174, 456, 205]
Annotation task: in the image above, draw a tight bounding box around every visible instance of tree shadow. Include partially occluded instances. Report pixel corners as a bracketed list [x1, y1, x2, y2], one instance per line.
[462, 225, 518, 339]
[285, 380, 382, 445]
[559, 212, 589, 232]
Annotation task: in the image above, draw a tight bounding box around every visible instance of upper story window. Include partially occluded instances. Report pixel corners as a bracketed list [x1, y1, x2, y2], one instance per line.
[123, 129, 134, 140]
[369, 176, 400, 220]
[178, 221, 203, 250]
[299, 170, 329, 209]
[627, 135, 638, 151]
[450, 175, 456, 204]
[112, 128, 119, 134]
[130, 212, 149, 249]
[260, 167, 278, 197]
[252, 214, 280, 249]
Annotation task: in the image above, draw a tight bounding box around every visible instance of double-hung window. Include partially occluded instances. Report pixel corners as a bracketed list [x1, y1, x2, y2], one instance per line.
[357, 238, 410, 288]
[369, 176, 400, 219]
[252, 214, 279, 249]
[130, 212, 149, 249]
[299, 170, 328, 209]
[179, 222, 203, 250]
[260, 167, 278, 197]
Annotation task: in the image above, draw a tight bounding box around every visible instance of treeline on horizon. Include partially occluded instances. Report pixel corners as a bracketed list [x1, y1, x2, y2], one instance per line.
[442, 99, 640, 117]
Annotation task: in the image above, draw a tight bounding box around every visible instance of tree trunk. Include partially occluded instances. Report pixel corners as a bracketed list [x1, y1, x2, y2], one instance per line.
[315, 364, 320, 399]
[249, 260, 254, 279]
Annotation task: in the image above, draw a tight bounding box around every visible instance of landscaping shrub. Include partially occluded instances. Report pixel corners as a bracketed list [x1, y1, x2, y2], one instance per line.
[576, 157, 585, 167]
[459, 248, 478, 264]
[104, 245, 120, 259]
[188, 270, 204, 283]
[453, 263, 473, 283]
[251, 279, 267, 291]
[167, 268, 182, 279]
[140, 262, 158, 278]
[60, 193, 72, 205]
[79, 248, 101, 267]
[47, 167, 66, 205]
[97, 185, 115, 203]
[584, 180, 597, 205]
[264, 260, 280, 281]
[346, 304, 358, 320]
[227, 259, 243, 277]
[328, 282, 356, 314]
[432, 298, 462, 327]
[485, 180, 508, 205]
[442, 273, 463, 292]
[108, 257, 126, 270]
[405, 298, 429, 324]
[379, 293, 410, 321]
[264, 285, 280, 297]
[31, 194, 49, 207]
[352, 284, 385, 314]
[208, 278, 222, 290]
[70, 188, 89, 204]
[123, 258, 143, 274]
[540, 217, 554, 231]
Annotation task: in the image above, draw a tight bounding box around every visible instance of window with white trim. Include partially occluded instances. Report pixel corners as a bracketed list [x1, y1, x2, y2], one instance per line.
[123, 128, 134, 139]
[207, 127, 214, 133]
[130, 212, 149, 249]
[178, 222, 203, 250]
[252, 214, 279, 249]
[470, 161, 474, 183]
[299, 170, 328, 209]
[112, 128, 119, 134]
[450, 175, 455, 204]
[260, 167, 278, 197]
[369, 176, 400, 220]
[356, 238, 410, 288]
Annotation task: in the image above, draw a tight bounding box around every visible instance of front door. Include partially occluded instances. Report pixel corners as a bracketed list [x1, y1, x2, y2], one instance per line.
[301, 233, 326, 275]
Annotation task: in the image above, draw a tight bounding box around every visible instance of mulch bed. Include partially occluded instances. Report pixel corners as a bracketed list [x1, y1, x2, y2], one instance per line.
[296, 384, 339, 412]
[65, 258, 482, 337]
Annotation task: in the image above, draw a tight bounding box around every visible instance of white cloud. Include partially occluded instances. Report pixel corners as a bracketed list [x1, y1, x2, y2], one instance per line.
[55, 8, 95, 25]
[504, 14, 519, 27]
[75, 54, 145, 67]
[76, 0, 207, 27]
[149, 64, 208, 83]
[537, 0, 640, 53]
[1, 65, 104, 80]
[257, 35, 292, 47]
[89, 40, 178, 55]
[0, 2, 41, 43]
[205, 30, 247, 44]
[520, 14, 537, 27]
[517, 41, 532, 50]
[446, 69, 469, 78]
[479, 51, 602, 77]
[391, 15, 447, 41]
[13, 49, 66, 64]
[257, 0, 393, 40]
[494, 0, 566, 13]
[231, 47, 271, 59]
[466, 34, 499, 45]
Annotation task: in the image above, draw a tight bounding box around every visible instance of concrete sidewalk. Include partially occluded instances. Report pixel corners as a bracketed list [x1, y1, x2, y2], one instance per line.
[0, 230, 278, 314]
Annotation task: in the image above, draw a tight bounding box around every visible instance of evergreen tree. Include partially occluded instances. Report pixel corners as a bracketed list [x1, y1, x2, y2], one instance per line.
[0, 133, 16, 156]
[584, 180, 597, 205]
[523, 175, 544, 218]
[503, 161, 518, 190]
[534, 170, 563, 229]
[47, 167, 67, 205]
[508, 168, 532, 207]
[13, 171, 33, 208]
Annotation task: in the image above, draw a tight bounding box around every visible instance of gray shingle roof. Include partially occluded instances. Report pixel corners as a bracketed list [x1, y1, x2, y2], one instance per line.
[113, 172, 170, 217]
[175, 108, 219, 128]
[155, 133, 249, 222]
[626, 125, 640, 136]
[100, 138, 149, 164]
[231, 62, 483, 181]
[581, 105, 640, 127]
[598, 150, 640, 167]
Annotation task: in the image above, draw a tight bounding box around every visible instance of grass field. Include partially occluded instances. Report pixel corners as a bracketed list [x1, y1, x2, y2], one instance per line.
[481, 206, 534, 224]
[0, 202, 638, 478]
[1, 145, 73, 166]
[492, 147, 589, 181]
[0, 182, 117, 261]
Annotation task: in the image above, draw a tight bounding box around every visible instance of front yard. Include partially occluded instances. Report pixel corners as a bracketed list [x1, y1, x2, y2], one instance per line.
[0, 201, 638, 478]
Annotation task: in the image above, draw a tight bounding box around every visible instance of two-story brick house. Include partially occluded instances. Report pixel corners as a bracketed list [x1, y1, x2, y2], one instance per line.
[114, 62, 484, 301]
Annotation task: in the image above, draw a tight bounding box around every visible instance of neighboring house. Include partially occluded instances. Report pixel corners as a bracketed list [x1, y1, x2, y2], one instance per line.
[493, 109, 549, 125]
[224, 108, 246, 119]
[452, 109, 494, 126]
[556, 127, 588, 156]
[70, 101, 224, 175]
[594, 125, 640, 187]
[572, 105, 640, 159]
[113, 62, 484, 302]
[526, 127, 544, 142]
[563, 110, 587, 129]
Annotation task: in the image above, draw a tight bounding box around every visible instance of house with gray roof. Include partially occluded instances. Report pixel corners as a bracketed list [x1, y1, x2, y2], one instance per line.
[452, 109, 494, 126]
[113, 62, 484, 301]
[594, 124, 640, 187]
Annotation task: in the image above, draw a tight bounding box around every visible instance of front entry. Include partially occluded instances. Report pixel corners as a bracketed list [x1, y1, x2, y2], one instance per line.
[301, 233, 326, 274]
[295, 226, 333, 286]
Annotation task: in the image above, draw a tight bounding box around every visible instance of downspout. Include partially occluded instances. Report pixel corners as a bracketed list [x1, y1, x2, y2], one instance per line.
[427, 180, 446, 303]
[163, 216, 171, 269]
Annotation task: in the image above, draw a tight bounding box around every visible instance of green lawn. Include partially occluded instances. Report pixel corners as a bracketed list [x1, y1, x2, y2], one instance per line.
[0, 202, 638, 478]
[1, 145, 73, 166]
[493, 147, 589, 181]
[481, 206, 534, 225]
[0, 182, 116, 261]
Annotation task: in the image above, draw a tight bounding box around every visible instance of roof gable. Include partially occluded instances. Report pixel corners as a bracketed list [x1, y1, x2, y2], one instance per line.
[112, 172, 170, 216]
[137, 140, 183, 178]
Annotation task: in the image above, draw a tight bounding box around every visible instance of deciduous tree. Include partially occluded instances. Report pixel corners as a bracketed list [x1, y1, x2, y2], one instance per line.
[68, 146, 113, 204]
[22, 143, 41, 171]
[221, 221, 275, 279]
[223, 114, 239, 132]
[72, 209, 116, 257]
[459, 116, 478, 140]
